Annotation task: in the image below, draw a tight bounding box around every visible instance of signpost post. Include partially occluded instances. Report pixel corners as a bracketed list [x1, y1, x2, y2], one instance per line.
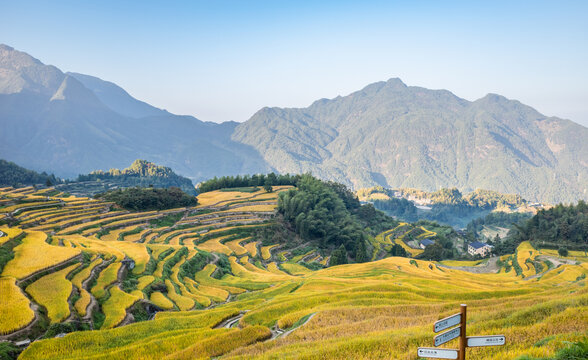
[458, 304, 466, 360]
[417, 304, 505, 359]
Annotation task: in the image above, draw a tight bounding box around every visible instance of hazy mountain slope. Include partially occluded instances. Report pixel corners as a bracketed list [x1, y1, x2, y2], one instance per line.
[68, 72, 169, 118]
[2, 44, 586, 203]
[0, 44, 271, 180]
[233, 78, 588, 203]
[0, 44, 63, 95]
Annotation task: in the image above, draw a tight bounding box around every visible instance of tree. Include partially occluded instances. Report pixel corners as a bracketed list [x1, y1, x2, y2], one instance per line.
[390, 244, 408, 257]
[330, 245, 348, 266]
[263, 179, 273, 193]
[45, 178, 53, 187]
[354, 239, 368, 263]
[558, 220, 570, 241]
[418, 243, 445, 261]
[558, 247, 569, 257]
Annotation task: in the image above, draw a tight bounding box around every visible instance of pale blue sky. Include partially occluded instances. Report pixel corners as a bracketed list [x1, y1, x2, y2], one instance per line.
[1, 0, 587, 126]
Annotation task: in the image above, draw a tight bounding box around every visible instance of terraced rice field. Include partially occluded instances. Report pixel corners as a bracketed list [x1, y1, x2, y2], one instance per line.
[0, 278, 35, 334]
[2, 231, 80, 279]
[0, 187, 586, 360]
[26, 264, 78, 323]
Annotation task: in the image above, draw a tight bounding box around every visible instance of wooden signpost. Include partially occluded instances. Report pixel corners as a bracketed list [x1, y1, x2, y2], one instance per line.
[417, 304, 505, 359]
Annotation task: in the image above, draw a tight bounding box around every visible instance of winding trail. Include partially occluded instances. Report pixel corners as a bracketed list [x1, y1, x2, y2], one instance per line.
[271, 313, 317, 340]
[213, 311, 248, 329]
[436, 257, 500, 274]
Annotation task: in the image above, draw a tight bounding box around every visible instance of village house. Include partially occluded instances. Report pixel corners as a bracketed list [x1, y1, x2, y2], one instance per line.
[468, 241, 493, 257]
[420, 239, 434, 249]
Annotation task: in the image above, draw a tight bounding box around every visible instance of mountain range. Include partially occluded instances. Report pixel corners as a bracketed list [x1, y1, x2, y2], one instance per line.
[1, 44, 587, 203]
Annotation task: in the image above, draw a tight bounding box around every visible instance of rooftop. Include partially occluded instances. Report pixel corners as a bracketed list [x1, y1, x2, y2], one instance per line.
[420, 239, 434, 246]
[469, 241, 488, 249]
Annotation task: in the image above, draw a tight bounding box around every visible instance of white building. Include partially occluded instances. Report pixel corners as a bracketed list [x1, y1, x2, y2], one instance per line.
[468, 241, 492, 257]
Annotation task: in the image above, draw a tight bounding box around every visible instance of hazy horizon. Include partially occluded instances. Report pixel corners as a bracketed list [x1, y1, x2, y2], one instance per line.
[1, 0, 587, 126]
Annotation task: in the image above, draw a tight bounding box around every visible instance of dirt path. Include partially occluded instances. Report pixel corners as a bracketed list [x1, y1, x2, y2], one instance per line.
[213, 311, 248, 329]
[80, 258, 109, 321]
[436, 257, 500, 274]
[521, 255, 578, 281]
[535, 255, 577, 267]
[271, 313, 316, 340]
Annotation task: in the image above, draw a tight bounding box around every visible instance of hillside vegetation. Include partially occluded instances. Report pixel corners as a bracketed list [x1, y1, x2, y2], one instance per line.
[0, 160, 58, 188]
[198, 173, 300, 193]
[95, 187, 197, 211]
[0, 183, 586, 359]
[60, 159, 197, 196]
[494, 201, 588, 255]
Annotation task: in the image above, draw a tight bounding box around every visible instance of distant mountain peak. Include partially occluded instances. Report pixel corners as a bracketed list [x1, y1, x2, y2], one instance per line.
[480, 93, 509, 102]
[68, 72, 168, 118]
[49, 75, 104, 107]
[0, 43, 63, 95]
[385, 77, 407, 88]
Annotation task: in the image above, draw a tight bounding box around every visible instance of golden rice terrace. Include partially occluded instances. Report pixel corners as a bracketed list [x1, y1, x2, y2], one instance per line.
[0, 186, 586, 359]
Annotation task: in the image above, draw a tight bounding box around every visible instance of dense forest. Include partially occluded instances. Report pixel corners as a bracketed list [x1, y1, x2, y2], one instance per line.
[198, 173, 300, 193]
[277, 175, 398, 265]
[494, 201, 588, 255]
[0, 159, 59, 187]
[75, 159, 196, 195]
[95, 187, 197, 211]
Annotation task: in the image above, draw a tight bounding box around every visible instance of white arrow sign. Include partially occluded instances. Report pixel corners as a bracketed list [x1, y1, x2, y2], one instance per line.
[434, 326, 460, 347]
[417, 347, 458, 359]
[434, 313, 461, 333]
[467, 335, 506, 347]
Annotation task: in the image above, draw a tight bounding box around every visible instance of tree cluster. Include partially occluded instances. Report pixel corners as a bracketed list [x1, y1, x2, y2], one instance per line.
[76, 159, 196, 195]
[81, 159, 176, 179]
[95, 186, 197, 211]
[198, 173, 300, 193]
[277, 175, 394, 264]
[494, 201, 588, 254]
